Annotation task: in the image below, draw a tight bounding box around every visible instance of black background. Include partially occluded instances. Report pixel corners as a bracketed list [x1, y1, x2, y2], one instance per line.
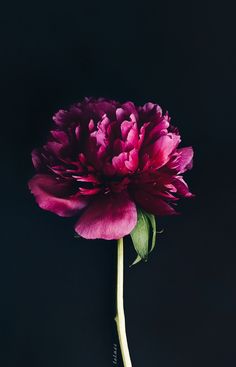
[0, 1, 236, 366]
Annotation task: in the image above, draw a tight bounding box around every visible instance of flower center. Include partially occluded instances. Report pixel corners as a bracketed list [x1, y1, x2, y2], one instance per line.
[74, 175, 131, 195]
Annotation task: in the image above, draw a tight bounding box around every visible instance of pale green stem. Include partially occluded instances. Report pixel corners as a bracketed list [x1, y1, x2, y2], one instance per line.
[115, 238, 132, 367]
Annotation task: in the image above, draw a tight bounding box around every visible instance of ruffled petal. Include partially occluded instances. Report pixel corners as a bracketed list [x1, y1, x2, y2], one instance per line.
[144, 115, 170, 145]
[75, 192, 137, 240]
[175, 147, 193, 173]
[28, 174, 88, 217]
[143, 133, 181, 170]
[172, 176, 194, 198]
[112, 152, 129, 175]
[53, 106, 82, 127]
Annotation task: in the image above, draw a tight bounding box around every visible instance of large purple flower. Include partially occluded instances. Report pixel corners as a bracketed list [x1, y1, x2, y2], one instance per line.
[28, 98, 193, 240]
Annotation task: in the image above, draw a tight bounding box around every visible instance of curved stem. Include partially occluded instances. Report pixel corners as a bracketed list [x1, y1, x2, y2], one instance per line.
[115, 238, 132, 367]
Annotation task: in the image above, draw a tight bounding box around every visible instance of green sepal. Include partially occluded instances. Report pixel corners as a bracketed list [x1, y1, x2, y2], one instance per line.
[130, 254, 142, 267]
[144, 211, 157, 253]
[130, 209, 150, 263]
[130, 208, 159, 266]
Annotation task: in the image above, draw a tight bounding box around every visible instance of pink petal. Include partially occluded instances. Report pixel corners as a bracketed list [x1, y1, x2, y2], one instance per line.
[28, 174, 88, 217]
[133, 189, 177, 216]
[145, 133, 181, 170]
[75, 192, 137, 240]
[120, 120, 134, 140]
[172, 176, 194, 198]
[138, 122, 150, 148]
[78, 187, 102, 195]
[32, 149, 43, 170]
[121, 101, 138, 119]
[50, 130, 68, 144]
[142, 102, 156, 113]
[88, 119, 95, 132]
[53, 107, 81, 127]
[112, 152, 129, 175]
[126, 122, 139, 148]
[88, 100, 117, 119]
[45, 141, 63, 156]
[175, 147, 193, 173]
[112, 148, 139, 174]
[144, 116, 170, 145]
[72, 174, 100, 184]
[75, 126, 80, 140]
[116, 108, 126, 122]
[125, 149, 139, 172]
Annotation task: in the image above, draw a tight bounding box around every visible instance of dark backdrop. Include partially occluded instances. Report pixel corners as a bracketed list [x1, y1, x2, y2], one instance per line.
[0, 1, 235, 366]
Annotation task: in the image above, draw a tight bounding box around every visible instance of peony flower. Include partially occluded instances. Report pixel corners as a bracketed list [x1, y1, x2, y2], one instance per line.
[28, 97, 194, 367]
[28, 97, 193, 240]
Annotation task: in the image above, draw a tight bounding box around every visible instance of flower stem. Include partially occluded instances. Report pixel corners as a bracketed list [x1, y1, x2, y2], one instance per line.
[115, 238, 132, 367]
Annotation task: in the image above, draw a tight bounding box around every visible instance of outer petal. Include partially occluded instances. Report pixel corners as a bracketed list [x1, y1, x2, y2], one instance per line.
[172, 176, 194, 198]
[175, 147, 193, 173]
[133, 190, 177, 216]
[32, 149, 43, 170]
[121, 101, 138, 120]
[85, 99, 117, 120]
[28, 174, 88, 217]
[75, 192, 137, 240]
[53, 106, 81, 127]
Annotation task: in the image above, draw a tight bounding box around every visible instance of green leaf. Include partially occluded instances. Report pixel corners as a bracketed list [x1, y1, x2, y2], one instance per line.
[130, 209, 150, 262]
[144, 212, 157, 253]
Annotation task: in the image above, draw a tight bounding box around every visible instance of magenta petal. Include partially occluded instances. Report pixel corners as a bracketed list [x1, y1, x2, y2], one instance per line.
[50, 130, 69, 145]
[126, 122, 139, 148]
[32, 149, 43, 170]
[144, 117, 170, 145]
[121, 120, 134, 140]
[116, 108, 126, 122]
[134, 190, 177, 216]
[125, 149, 139, 172]
[121, 101, 138, 118]
[172, 176, 194, 198]
[75, 192, 137, 240]
[112, 152, 129, 175]
[142, 102, 156, 113]
[45, 141, 63, 156]
[28, 174, 88, 217]
[53, 107, 81, 127]
[147, 133, 181, 169]
[175, 147, 193, 173]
